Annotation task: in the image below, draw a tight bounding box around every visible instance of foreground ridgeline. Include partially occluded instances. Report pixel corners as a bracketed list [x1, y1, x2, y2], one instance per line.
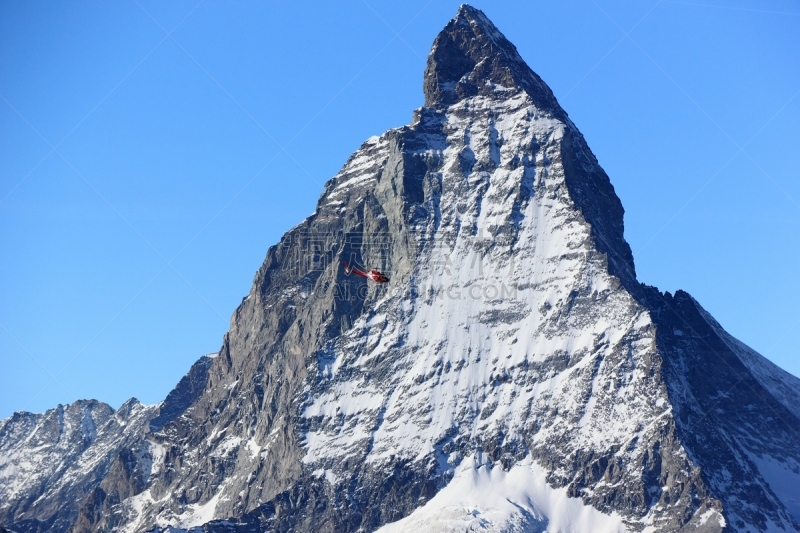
[2, 6, 799, 533]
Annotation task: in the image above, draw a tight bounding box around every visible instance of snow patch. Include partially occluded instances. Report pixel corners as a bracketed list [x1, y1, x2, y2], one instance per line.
[175, 491, 221, 529]
[212, 435, 242, 457]
[376, 455, 626, 533]
[749, 453, 800, 524]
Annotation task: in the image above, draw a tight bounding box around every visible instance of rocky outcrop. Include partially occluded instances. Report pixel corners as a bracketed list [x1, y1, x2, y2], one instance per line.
[149, 354, 215, 433]
[0, 354, 216, 533]
[0, 399, 156, 533]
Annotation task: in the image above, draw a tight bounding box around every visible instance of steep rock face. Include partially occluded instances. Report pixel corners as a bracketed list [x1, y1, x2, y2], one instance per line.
[648, 291, 800, 531]
[3, 5, 800, 533]
[149, 354, 215, 433]
[66, 355, 216, 533]
[423, 6, 564, 120]
[113, 6, 795, 532]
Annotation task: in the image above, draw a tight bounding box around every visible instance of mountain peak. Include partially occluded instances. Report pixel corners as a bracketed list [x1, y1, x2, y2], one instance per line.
[423, 5, 564, 117]
[6, 6, 800, 533]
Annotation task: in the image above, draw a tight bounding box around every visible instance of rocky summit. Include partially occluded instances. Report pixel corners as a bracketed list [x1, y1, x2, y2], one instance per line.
[2, 5, 800, 533]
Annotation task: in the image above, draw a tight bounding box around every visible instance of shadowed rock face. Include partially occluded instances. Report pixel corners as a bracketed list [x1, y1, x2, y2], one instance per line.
[148, 355, 215, 433]
[3, 5, 800, 533]
[423, 5, 564, 120]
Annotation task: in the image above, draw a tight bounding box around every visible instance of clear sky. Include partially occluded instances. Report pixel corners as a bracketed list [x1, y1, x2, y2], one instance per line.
[1, 0, 798, 419]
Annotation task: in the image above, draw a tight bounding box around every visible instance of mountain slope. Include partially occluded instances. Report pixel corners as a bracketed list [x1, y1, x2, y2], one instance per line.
[0, 354, 215, 533]
[0, 399, 156, 533]
[2, 5, 799, 533]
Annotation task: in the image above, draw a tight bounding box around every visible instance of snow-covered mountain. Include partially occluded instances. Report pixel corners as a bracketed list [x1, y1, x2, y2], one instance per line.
[0, 399, 155, 533]
[0, 355, 214, 533]
[3, 5, 800, 532]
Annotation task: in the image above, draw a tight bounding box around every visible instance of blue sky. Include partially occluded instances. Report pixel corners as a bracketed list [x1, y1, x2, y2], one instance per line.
[1, 0, 798, 419]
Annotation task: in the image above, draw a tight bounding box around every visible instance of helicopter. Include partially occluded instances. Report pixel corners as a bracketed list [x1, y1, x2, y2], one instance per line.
[343, 262, 390, 283]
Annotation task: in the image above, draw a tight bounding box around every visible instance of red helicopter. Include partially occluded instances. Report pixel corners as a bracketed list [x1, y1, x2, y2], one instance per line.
[344, 262, 390, 283]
